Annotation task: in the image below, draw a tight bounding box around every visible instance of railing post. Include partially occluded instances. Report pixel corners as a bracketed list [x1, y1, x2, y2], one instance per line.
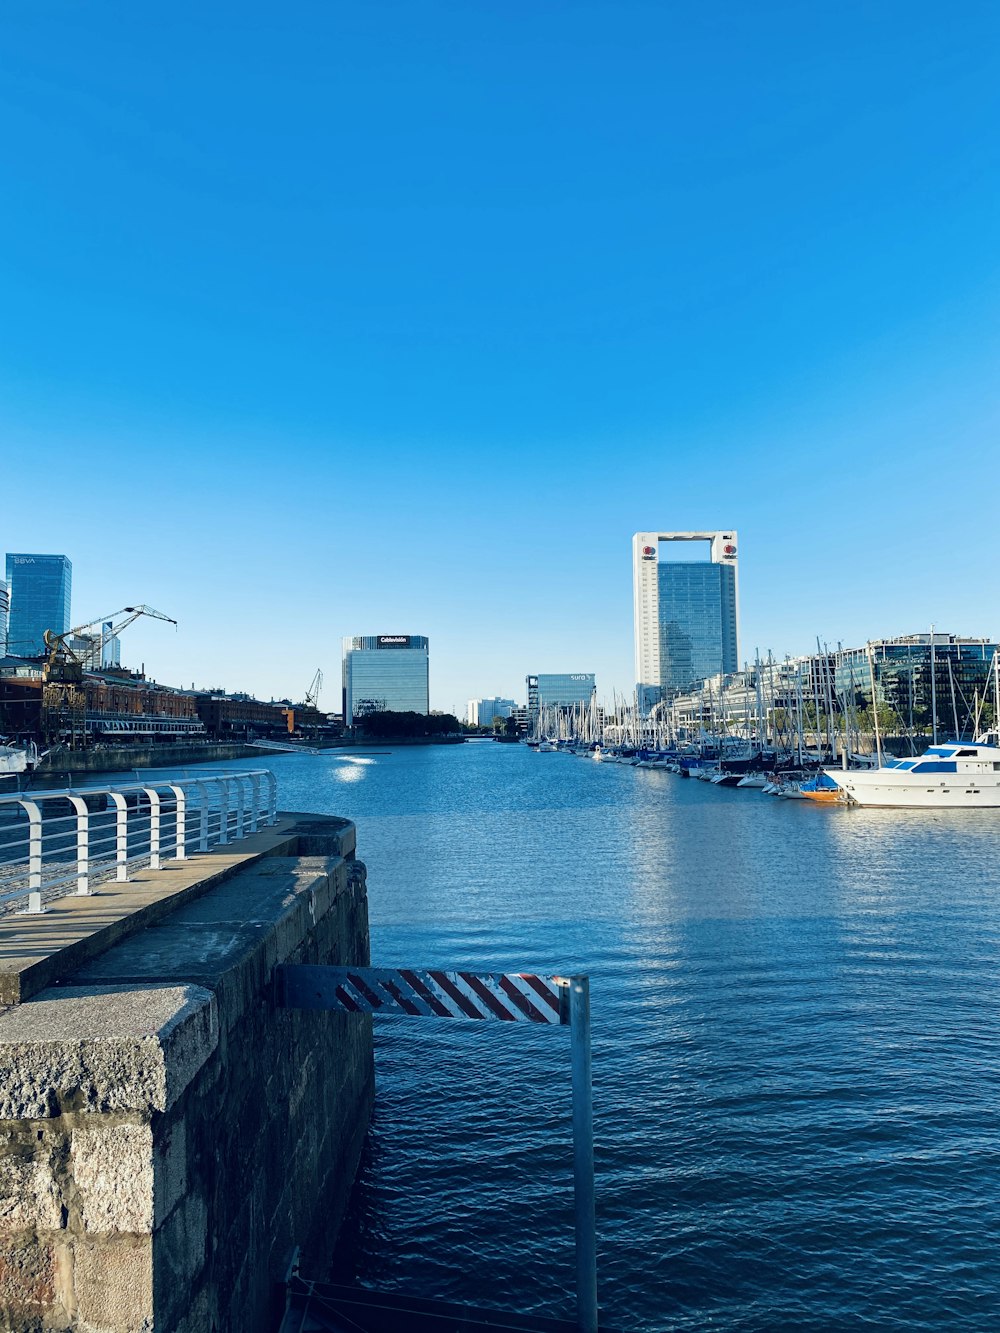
[234, 776, 246, 838]
[66, 795, 91, 896]
[167, 785, 187, 861]
[569, 975, 598, 1333]
[195, 782, 210, 851]
[248, 773, 260, 833]
[143, 787, 162, 870]
[17, 799, 43, 894]
[262, 771, 278, 824]
[217, 779, 229, 845]
[107, 792, 129, 881]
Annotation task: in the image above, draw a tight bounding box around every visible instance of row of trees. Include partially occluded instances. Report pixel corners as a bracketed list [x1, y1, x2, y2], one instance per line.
[354, 710, 462, 739]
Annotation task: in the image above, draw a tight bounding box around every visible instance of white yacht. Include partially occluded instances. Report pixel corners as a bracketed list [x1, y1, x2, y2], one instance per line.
[824, 739, 1000, 808]
[0, 741, 37, 776]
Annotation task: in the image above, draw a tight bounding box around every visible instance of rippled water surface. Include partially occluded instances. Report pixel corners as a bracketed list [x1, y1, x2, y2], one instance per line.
[264, 743, 999, 1329]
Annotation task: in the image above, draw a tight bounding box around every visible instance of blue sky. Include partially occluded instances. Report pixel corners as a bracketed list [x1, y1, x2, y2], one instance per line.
[2, 2, 997, 715]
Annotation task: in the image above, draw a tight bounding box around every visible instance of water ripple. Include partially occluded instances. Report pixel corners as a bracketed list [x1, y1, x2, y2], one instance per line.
[254, 745, 1000, 1329]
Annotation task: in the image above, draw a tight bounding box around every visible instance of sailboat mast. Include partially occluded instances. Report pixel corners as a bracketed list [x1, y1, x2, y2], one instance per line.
[947, 657, 960, 741]
[868, 643, 883, 767]
[930, 625, 938, 745]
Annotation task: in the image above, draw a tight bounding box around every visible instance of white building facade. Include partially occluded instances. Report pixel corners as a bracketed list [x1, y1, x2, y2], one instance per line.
[466, 697, 515, 727]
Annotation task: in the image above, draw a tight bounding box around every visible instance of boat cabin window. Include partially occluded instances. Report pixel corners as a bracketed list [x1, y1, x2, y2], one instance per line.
[955, 749, 979, 757]
[911, 761, 957, 774]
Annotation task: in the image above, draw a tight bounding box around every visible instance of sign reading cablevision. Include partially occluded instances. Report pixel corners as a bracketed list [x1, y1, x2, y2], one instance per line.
[378, 635, 413, 648]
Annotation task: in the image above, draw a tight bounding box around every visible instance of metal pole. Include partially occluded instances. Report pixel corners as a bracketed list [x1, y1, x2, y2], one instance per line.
[569, 975, 598, 1333]
[930, 624, 938, 745]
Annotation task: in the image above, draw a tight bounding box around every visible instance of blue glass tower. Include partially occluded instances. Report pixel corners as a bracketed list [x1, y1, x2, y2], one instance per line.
[658, 560, 738, 694]
[4, 553, 72, 657]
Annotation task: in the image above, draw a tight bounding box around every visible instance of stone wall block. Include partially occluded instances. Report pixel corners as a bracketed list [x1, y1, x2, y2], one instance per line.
[72, 1123, 154, 1234]
[152, 1192, 207, 1323]
[152, 1117, 188, 1226]
[0, 1150, 63, 1232]
[0, 985, 218, 1121]
[73, 1237, 152, 1333]
[0, 1235, 57, 1313]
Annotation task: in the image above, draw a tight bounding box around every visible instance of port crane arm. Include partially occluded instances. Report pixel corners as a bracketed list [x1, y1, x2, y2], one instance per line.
[304, 668, 323, 708]
[42, 605, 177, 677]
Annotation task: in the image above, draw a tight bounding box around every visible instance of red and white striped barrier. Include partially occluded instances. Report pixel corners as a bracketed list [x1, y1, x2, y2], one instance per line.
[275, 962, 598, 1332]
[277, 965, 569, 1025]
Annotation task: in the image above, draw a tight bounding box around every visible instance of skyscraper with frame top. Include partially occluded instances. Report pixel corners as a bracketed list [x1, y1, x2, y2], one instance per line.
[633, 531, 738, 713]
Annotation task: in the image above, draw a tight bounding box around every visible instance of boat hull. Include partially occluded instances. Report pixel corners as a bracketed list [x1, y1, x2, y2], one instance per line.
[825, 772, 1000, 808]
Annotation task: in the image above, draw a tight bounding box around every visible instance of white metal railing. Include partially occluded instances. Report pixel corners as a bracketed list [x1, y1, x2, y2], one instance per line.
[0, 770, 278, 916]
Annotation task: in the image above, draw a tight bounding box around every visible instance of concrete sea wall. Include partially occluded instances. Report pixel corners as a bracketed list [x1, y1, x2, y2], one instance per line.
[0, 814, 373, 1333]
[36, 741, 262, 775]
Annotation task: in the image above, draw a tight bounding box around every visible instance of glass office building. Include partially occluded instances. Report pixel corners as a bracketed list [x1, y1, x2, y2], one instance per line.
[658, 561, 738, 695]
[4, 553, 72, 658]
[343, 635, 429, 723]
[0, 580, 7, 656]
[633, 531, 739, 711]
[834, 634, 998, 735]
[526, 673, 596, 723]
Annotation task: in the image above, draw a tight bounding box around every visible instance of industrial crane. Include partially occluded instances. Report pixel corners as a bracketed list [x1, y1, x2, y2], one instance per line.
[303, 668, 323, 709]
[42, 606, 177, 684]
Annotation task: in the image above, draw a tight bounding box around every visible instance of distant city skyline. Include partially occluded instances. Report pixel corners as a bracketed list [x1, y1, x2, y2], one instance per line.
[2, 5, 997, 712]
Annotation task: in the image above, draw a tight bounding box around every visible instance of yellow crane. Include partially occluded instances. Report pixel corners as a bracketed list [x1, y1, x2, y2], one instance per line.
[42, 606, 177, 683]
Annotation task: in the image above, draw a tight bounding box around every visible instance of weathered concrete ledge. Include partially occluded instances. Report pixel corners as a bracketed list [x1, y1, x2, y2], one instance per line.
[0, 812, 373, 1333]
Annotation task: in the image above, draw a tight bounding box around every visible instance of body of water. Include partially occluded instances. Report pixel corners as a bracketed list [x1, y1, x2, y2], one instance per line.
[184, 745, 1000, 1327]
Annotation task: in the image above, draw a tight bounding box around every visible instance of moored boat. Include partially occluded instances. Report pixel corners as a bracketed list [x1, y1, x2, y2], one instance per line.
[824, 740, 1000, 808]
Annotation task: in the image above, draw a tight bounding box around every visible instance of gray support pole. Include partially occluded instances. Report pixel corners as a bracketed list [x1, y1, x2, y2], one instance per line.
[569, 975, 598, 1333]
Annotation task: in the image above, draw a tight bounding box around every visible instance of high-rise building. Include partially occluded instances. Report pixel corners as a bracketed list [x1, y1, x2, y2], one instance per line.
[0, 579, 8, 656]
[633, 531, 738, 712]
[4, 553, 72, 658]
[467, 697, 515, 727]
[526, 673, 596, 724]
[343, 635, 429, 723]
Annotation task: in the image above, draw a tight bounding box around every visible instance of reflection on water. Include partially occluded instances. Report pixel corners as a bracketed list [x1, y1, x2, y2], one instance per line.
[212, 745, 1000, 1330]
